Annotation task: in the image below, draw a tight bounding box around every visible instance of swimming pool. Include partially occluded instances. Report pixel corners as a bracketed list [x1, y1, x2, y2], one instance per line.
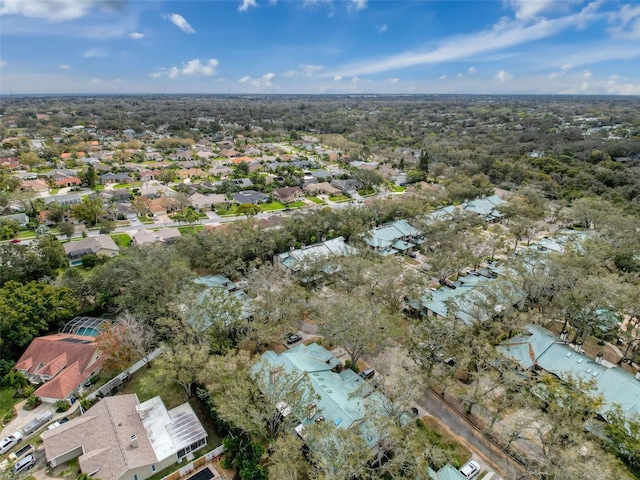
[76, 327, 99, 337]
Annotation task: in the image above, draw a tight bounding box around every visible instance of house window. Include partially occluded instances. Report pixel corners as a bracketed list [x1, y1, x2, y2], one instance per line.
[151, 465, 156, 473]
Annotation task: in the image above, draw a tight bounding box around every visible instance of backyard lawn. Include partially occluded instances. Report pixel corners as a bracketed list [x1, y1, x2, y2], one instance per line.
[110, 233, 132, 248]
[328, 194, 351, 203]
[260, 201, 286, 212]
[306, 196, 325, 204]
[217, 205, 239, 216]
[178, 225, 205, 235]
[417, 416, 471, 468]
[0, 386, 19, 424]
[287, 201, 307, 208]
[120, 365, 188, 410]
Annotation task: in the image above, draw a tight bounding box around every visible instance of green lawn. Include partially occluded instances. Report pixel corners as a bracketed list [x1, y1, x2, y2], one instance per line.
[93, 185, 105, 192]
[328, 194, 350, 203]
[392, 186, 407, 192]
[417, 417, 471, 468]
[110, 233, 132, 248]
[120, 365, 188, 410]
[177, 225, 205, 235]
[287, 201, 307, 208]
[16, 231, 36, 239]
[306, 196, 325, 204]
[217, 205, 239, 216]
[114, 181, 142, 189]
[0, 386, 19, 423]
[260, 201, 286, 212]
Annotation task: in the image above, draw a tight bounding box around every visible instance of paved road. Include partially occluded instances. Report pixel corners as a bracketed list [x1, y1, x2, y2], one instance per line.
[418, 388, 527, 480]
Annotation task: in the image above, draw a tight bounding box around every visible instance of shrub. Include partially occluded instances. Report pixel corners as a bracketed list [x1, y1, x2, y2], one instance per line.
[54, 400, 70, 412]
[25, 394, 41, 410]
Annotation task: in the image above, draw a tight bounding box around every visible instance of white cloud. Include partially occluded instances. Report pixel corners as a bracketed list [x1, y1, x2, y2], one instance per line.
[376, 24, 387, 33]
[0, 0, 120, 22]
[468, 66, 476, 74]
[0, 60, 6, 68]
[607, 4, 640, 39]
[457, 72, 463, 78]
[583, 69, 592, 78]
[351, 76, 360, 83]
[389, 77, 399, 84]
[129, 32, 144, 40]
[504, 0, 558, 21]
[281, 70, 298, 78]
[239, 0, 258, 12]
[496, 70, 513, 82]
[303, 64, 323, 76]
[166, 13, 195, 34]
[91, 78, 102, 83]
[253, 72, 275, 87]
[350, 0, 367, 11]
[439, 75, 447, 80]
[59, 64, 70, 70]
[561, 64, 572, 70]
[239, 75, 251, 83]
[152, 59, 219, 79]
[328, 2, 602, 78]
[83, 48, 106, 58]
[334, 75, 342, 81]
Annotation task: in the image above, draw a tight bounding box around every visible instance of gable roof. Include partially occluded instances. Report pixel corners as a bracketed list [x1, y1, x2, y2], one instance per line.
[499, 325, 640, 420]
[63, 235, 119, 258]
[42, 394, 207, 480]
[15, 333, 102, 401]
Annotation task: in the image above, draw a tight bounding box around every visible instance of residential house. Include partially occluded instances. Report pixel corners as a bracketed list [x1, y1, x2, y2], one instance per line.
[44, 193, 82, 207]
[131, 228, 181, 246]
[42, 394, 208, 480]
[21, 178, 49, 194]
[232, 190, 269, 204]
[140, 170, 162, 182]
[176, 168, 205, 180]
[427, 464, 469, 480]
[460, 195, 505, 222]
[220, 148, 241, 158]
[0, 213, 29, 227]
[139, 185, 177, 198]
[14, 333, 103, 403]
[252, 343, 405, 457]
[147, 197, 180, 216]
[309, 169, 334, 182]
[330, 179, 360, 194]
[63, 235, 120, 265]
[189, 193, 227, 211]
[499, 324, 640, 423]
[231, 156, 254, 165]
[54, 176, 82, 188]
[303, 182, 340, 196]
[99, 172, 132, 185]
[231, 178, 253, 188]
[364, 219, 425, 256]
[13, 171, 38, 181]
[272, 186, 305, 204]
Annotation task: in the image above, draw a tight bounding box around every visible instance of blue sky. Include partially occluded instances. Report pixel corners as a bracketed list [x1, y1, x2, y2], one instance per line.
[1, 0, 639, 95]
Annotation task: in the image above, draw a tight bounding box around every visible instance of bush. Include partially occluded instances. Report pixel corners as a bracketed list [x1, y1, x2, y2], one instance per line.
[25, 394, 41, 410]
[54, 399, 70, 412]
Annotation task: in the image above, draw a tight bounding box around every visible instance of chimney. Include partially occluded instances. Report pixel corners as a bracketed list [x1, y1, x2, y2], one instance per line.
[595, 352, 603, 365]
[560, 330, 568, 342]
[131, 434, 138, 448]
[635, 371, 640, 381]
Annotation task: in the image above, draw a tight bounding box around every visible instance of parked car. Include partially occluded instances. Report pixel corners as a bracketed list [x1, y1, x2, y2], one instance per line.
[359, 368, 375, 380]
[9, 443, 34, 461]
[459, 460, 481, 478]
[286, 333, 302, 345]
[0, 432, 22, 455]
[408, 252, 417, 258]
[13, 454, 36, 474]
[22, 410, 53, 435]
[47, 421, 61, 430]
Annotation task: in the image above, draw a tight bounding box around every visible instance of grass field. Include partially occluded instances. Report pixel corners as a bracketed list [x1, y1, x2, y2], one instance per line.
[417, 416, 472, 468]
[306, 196, 325, 204]
[0, 386, 19, 423]
[177, 225, 205, 235]
[392, 186, 407, 192]
[217, 205, 239, 216]
[110, 233, 132, 247]
[287, 201, 307, 208]
[260, 201, 286, 211]
[120, 365, 188, 409]
[329, 194, 351, 203]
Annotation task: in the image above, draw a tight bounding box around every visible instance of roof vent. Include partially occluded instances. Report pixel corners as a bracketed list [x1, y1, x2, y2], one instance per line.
[131, 434, 138, 448]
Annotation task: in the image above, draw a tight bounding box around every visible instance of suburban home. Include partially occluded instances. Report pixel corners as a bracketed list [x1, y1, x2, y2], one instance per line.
[499, 324, 640, 424]
[131, 228, 181, 246]
[139, 185, 176, 198]
[54, 176, 82, 188]
[44, 193, 82, 207]
[303, 182, 340, 196]
[274, 236, 355, 282]
[461, 195, 506, 222]
[146, 197, 181, 216]
[231, 178, 253, 188]
[272, 186, 305, 204]
[220, 148, 241, 158]
[364, 219, 425, 256]
[99, 172, 132, 185]
[427, 464, 470, 480]
[20, 178, 50, 193]
[42, 394, 208, 480]
[0, 212, 29, 227]
[330, 179, 360, 194]
[14, 332, 104, 403]
[176, 168, 205, 179]
[189, 193, 227, 211]
[232, 190, 269, 205]
[63, 235, 120, 265]
[252, 343, 407, 462]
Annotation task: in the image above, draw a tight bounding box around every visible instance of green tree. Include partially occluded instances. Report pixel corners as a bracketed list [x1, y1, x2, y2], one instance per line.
[71, 195, 104, 226]
[58, 221, 75, 238]
[235, 161, 250, 177]
[83, 165, 98, 187]
[46, 202, 67, 224]
[418, 150, 430, 178]
[0, 281, 79, 359]
[0, 219, 21, 240]
[36, 234, 67, 270]
[154, 342, 210, 398]
[237, 203, 262, 217]
[2, 370, 29, 397]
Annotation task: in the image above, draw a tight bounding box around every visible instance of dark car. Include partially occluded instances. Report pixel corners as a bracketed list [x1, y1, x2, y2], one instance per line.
[286, 333, 302, 345]
[359, 368, 375, 380]
[408, 252, 417, 258]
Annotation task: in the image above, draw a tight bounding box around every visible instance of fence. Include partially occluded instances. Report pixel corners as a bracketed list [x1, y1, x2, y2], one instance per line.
[162, 446, 225, 480]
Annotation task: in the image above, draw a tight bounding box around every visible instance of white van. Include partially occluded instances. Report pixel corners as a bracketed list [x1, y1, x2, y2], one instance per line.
[459, 460, 480, 478]
[13, 454, 35, 474]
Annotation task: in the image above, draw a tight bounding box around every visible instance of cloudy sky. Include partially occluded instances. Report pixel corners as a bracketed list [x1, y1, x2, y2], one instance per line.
[1, 0, 639, 95]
